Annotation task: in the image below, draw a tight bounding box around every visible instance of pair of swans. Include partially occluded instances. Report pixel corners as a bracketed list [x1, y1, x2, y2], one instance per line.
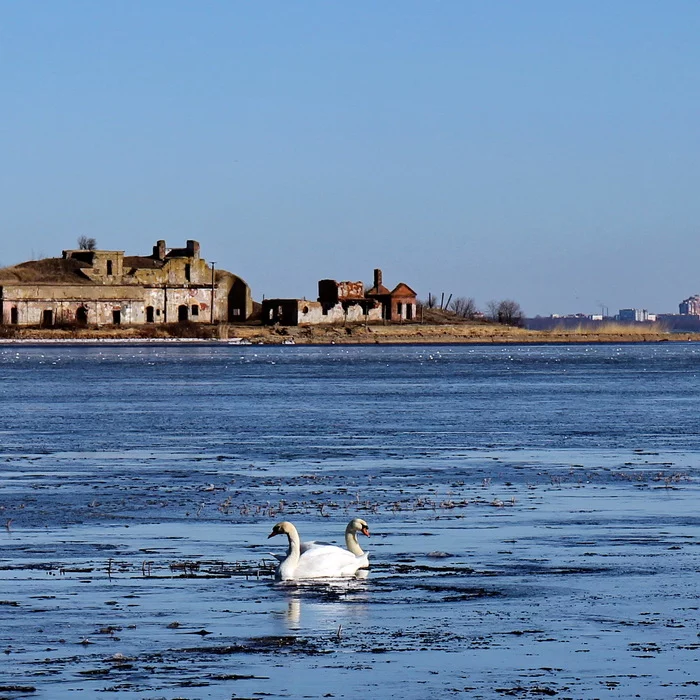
[268, 518, 370, 581]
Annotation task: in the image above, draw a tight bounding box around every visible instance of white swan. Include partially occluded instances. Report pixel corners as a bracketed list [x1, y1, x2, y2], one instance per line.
[267, 521, 370, 581]
[272, 517, 370, 559]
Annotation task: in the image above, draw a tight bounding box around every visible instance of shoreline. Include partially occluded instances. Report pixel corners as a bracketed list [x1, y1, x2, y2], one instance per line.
[1, 322, 698, 345]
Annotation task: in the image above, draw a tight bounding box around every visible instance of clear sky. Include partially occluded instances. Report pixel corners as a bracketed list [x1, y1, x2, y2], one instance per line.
[2, 1, 698, 316]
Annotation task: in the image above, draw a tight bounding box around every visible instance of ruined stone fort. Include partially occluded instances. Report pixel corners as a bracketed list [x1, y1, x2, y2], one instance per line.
[0, 240, 251, 327]
[0, 240, 417, 328]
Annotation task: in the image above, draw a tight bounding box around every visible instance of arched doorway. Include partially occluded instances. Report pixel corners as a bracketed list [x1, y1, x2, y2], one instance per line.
[146, 306, 155, 323]
[76, 307, 88, 325]
[178, 305, 189, 322]
[228, 278, 249, 321]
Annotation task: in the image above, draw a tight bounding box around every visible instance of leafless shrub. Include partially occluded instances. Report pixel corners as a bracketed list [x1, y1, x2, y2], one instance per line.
[486, 299, 525, 327]
[77, 236, 97, 250]
[450, 296, 478, 319]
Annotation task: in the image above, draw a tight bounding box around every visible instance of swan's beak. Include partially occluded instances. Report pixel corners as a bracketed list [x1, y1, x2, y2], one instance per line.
[267, 531, 278, 539]
[361, 526, 370, 537]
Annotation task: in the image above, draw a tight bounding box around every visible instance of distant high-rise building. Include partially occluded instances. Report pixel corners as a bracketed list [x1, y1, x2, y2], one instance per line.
[618, 308, 649, 322]
[679, 295, 700, 316]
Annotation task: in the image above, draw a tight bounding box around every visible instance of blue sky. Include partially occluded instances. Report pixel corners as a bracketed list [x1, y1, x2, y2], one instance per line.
[2, 1, 698, 316]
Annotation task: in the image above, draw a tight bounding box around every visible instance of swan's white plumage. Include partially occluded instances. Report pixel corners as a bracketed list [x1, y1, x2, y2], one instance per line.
[268, 521, 370, 581]
[271, 518, 371, 562]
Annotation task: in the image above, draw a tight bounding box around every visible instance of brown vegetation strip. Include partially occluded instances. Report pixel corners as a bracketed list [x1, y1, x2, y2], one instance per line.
[1, 321, 698, 344]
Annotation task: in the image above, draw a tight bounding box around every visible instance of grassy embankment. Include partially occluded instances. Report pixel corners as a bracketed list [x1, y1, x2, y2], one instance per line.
[0, 318, 695, 344]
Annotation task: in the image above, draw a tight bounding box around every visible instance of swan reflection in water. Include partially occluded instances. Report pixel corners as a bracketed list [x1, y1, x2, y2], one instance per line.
[266, 519, 372, 631]
[274, 570, 371, 631]
[285, 597, 302, 628]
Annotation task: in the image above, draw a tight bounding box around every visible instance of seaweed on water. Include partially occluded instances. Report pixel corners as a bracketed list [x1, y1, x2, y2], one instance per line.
[175, 634, 330, 657]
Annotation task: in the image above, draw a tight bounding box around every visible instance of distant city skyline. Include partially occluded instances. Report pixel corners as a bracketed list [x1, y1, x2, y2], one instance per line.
[2, 2, 699, 317]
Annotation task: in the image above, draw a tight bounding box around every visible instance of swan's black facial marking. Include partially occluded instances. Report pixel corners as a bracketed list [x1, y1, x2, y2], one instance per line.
[268, 525, 283, 539]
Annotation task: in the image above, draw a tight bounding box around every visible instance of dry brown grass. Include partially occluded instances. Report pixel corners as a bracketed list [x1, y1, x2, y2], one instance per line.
[0, 258, 91, 283]
[556, 322, 669, 336]
[1, 320, 696, 345]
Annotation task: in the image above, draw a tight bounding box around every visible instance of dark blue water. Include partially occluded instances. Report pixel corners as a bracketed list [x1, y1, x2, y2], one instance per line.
[3, 343, 700, 457]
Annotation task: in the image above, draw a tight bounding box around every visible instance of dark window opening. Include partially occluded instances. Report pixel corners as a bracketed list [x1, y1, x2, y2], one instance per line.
[112, 310, 121, 325]
[227, 278, 248, 322]
[406, 304, 413, 320]
[156, 309, 161, 316]
[107, 260, 113, 276]
[76, 307, 88, 325]
[191, 305, 199, 317]
[396, 302, 403, 317]
[178, 305, 188, 322]
[185, 264, 191, 282]
[10, 307, 18, 324]
[146, 306, 155, 323]
[42, 310, 53, 327]
[302, 306, 309, 314]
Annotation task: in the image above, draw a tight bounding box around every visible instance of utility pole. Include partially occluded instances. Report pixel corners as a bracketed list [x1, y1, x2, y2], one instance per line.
[210, 261, 217, 324]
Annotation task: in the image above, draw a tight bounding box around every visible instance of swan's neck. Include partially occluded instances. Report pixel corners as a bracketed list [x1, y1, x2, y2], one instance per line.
[278, 526, 302, 580]
[286, 528, 302, 560]
[345, 528, 364, 556]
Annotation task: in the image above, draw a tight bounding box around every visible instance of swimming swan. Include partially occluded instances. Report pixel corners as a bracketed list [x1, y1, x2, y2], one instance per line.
[267, 521, 370, 581]
[271, 517, 371, 560]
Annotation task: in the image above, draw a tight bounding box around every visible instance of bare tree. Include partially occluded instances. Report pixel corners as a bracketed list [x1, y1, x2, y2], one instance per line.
[487, 299, 525, 326]
[450, 296, 478, 319]
[77, 236, 97, 250]
[486, 300, 499, 320]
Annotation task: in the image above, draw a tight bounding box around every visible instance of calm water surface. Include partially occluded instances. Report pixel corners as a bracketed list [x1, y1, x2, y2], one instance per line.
[1, 343, 699, 698]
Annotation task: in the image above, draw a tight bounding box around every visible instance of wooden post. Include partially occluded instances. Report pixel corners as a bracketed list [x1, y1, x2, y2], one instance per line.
[210, 261, 216, 324]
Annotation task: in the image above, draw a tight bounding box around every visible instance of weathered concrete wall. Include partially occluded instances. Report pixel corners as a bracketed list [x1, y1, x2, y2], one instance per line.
[306, 302, 382, 324]
[262, 299, 383, 326]
[300, 301, 330, 324]
[1, 240, 252, 327]
[152, 286, 215, 324]
[348, 304, 382, 322]
[130, 268, 165, 285]
[318, 279, 365, 304]
[339, 282, 364, 300]
[129, 258, 212, 286]
[1, 284, 220, 326]
[80, 252, 125, 280]
[217, 273, 251, 322]
[1, 283, 141, 326]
